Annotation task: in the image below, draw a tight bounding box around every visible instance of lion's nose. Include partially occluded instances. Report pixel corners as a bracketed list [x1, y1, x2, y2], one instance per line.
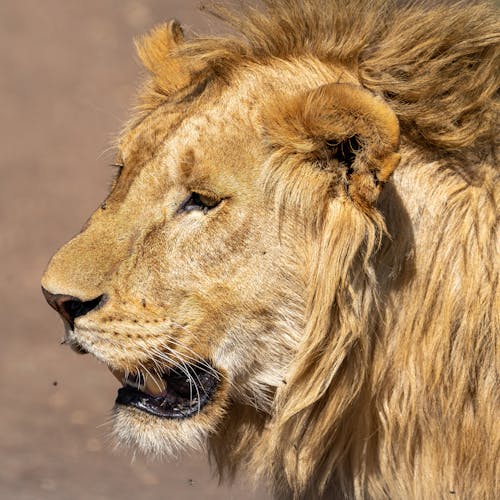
[42, 287, 107, 328]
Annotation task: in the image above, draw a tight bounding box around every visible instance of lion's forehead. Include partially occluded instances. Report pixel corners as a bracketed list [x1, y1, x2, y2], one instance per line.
[120, 60, 352, 189]
[162, 101, 257, 186]
[117, 90, 259, 202]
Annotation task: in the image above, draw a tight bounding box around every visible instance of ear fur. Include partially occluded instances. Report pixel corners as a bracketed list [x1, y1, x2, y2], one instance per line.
[258, 83, 400, 496]
[264, 83, 400, 210]
[135, 20, 190, 94]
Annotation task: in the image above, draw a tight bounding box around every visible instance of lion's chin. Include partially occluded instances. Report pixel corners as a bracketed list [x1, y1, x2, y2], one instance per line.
[111, 405, 220, 457]
[107, 360, 228, 456]
[111, 407, 223, 458]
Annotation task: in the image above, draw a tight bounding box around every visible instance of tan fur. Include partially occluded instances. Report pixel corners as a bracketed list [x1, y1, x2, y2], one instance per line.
[42, 1, 499, 499]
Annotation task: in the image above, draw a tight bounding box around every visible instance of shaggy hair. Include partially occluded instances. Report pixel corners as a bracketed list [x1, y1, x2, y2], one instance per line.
[138, 0, 499, 159]
[132, 1, 499, 498]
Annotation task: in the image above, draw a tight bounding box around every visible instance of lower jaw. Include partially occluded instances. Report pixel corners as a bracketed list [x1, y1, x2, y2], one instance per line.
[111, 400, 225, 458]
[110, 364, 228, 456]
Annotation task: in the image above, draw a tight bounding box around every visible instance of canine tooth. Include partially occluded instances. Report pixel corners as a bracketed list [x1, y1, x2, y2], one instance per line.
[142, 373, 167, 396]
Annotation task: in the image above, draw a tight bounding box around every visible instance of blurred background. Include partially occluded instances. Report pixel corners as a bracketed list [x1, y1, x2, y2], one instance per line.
[0, 1, 269, 499]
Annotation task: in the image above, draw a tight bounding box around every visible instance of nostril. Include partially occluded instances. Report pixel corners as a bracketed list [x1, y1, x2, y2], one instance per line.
[42, 287, 107, 327]
[62, 295, 106, 321]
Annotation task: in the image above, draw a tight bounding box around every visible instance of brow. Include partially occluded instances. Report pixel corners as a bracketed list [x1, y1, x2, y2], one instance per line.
[174, 148, 196, 184]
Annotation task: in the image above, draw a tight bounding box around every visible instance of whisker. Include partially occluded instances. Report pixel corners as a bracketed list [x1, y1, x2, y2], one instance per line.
[137, 360, 158, 391]
[169, 321, 222, 374]
[149, 343, 209, 407]
[89, 324, 229, 416]
[138, 322, 223, 382]
[136, 333, 203, 413]
[136, 337, 187, 377]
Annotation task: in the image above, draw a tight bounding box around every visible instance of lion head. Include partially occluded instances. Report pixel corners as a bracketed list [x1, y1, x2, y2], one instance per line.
[42, 1, 499, 498]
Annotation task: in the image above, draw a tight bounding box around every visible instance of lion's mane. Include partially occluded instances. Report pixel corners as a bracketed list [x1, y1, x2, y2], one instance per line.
[135, 1, 499, 498]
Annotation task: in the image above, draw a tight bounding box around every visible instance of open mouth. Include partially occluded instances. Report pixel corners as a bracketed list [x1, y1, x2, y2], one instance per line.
[113, 363, 220, 419]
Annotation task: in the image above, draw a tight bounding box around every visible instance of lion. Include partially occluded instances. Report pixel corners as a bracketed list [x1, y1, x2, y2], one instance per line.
[41, 0, 499, 498]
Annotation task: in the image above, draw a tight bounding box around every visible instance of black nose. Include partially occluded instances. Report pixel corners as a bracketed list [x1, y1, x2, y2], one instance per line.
[42, 287, 106, 328]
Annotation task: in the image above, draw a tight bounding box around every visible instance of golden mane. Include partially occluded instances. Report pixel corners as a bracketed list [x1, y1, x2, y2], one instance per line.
[138, 0, 499, 161]
[129, 1, 499, 498]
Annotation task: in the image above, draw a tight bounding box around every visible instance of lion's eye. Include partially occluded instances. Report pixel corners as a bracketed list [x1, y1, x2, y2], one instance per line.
[178, 192, 221, 214]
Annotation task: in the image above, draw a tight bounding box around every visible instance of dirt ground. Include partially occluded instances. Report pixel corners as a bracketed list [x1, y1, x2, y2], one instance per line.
[0, 1, 270, 499]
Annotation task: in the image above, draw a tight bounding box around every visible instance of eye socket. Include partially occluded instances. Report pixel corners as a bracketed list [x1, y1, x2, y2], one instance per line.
[178, 192, 222, 214]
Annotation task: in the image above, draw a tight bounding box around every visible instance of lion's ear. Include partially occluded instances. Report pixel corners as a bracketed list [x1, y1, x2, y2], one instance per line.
[135, 20, 189, 92]
[264, 83, 400, 209]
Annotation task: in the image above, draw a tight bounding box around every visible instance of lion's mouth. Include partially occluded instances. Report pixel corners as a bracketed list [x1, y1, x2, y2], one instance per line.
[112, 363, 219, 419]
